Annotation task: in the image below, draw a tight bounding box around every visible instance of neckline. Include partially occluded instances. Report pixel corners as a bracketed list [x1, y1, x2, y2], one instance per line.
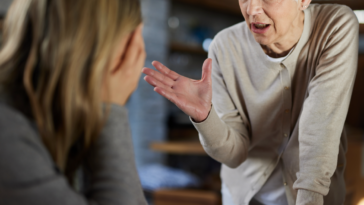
[266, 53, 289, 62]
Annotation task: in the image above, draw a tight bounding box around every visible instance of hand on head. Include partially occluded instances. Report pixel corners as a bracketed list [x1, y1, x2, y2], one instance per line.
[142, 58, 213, 122]
[102, 24, 146, 106]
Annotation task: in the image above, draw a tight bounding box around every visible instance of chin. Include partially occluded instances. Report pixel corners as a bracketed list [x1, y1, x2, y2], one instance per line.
[252, 35, 271, 46]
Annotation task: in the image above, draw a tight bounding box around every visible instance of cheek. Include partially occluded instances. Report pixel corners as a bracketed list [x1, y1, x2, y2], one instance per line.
[272, 13, 296, 34]
[240, 7, 250, 25]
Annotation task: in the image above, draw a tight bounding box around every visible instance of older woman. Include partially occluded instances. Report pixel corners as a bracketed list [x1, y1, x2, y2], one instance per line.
[142, 0, 358, 204]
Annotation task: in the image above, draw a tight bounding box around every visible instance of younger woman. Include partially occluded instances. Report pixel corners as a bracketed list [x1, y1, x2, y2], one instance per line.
[0, 0, 147, 204]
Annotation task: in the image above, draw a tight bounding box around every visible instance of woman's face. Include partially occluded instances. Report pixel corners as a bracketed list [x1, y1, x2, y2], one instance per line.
[239, 0, 303, 46]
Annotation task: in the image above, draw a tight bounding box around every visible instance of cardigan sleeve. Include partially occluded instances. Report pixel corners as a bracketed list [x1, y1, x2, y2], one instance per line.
[0, 103, 147, 205]
[293, 6, 359, 201]
[191, 42, 251, 168]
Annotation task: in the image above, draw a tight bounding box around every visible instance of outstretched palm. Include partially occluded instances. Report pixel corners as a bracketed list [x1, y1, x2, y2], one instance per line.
[142, 59, 212, 122]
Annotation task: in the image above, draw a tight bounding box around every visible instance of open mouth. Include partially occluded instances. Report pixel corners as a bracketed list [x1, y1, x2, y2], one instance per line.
[251, 23, 271, 34]
[253, 23, 270, 29]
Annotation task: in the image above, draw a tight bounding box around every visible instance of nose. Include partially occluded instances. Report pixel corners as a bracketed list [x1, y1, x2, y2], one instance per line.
[246, 0, 263, 16]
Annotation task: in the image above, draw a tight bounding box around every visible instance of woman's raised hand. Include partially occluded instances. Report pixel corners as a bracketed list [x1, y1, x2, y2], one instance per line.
[142, 59, 212, 122]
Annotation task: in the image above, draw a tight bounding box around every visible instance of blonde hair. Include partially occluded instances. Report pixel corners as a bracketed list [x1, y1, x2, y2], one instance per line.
[0, 0, 142, 175]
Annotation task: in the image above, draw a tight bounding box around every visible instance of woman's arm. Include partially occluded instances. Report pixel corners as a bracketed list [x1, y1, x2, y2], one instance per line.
[293, 6, 359, 204]
[84, 104, 147, 205]
[0, 103, 147, 205]
[191, 42, 251, 168]
[142, 42, 250, 168]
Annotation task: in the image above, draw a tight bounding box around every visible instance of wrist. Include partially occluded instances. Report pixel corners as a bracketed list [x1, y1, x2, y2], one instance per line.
[192, 104, 212, 123]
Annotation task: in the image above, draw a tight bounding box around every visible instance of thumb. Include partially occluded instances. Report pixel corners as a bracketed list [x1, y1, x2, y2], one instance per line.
[201, 58, 212, 83]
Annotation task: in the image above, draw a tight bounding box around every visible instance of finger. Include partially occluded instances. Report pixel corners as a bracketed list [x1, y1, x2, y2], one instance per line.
[142, 67, 174, 87]
[118, 25, 145, 80]
[152, 61, 180, 81]
[135, 29, 146, 66]
[144, 75, 172, 91]
[133, 25, 147, 75]
[135, 48, 147, 74]
[201, 58, 212, 84]
[122, 24, 144, 66]
[137, 24, 145, 51]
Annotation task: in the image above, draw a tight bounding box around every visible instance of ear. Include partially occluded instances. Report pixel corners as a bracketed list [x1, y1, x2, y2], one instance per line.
[300, 0, 312, 10]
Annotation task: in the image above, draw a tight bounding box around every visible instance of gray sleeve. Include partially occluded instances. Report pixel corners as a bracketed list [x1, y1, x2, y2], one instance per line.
[84, 104, 147, 205]
[0, 103, 147, 205]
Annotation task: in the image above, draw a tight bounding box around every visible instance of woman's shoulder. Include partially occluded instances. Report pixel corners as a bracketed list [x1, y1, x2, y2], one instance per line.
[307, 4, 359, 48]
[0, 101, 54, 161]
[214, 22, 247, 39]
[309, 4, 358, 27]
[211, 22, 251, 46]
[209, 21, 254, 56]
[0, 102, 39, 142]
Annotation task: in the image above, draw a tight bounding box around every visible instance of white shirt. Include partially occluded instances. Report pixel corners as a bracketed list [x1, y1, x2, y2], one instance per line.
[252, 54, 289, 205]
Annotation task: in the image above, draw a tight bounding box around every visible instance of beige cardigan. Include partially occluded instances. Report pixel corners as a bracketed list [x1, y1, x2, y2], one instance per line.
[192, 4, 358, 205]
